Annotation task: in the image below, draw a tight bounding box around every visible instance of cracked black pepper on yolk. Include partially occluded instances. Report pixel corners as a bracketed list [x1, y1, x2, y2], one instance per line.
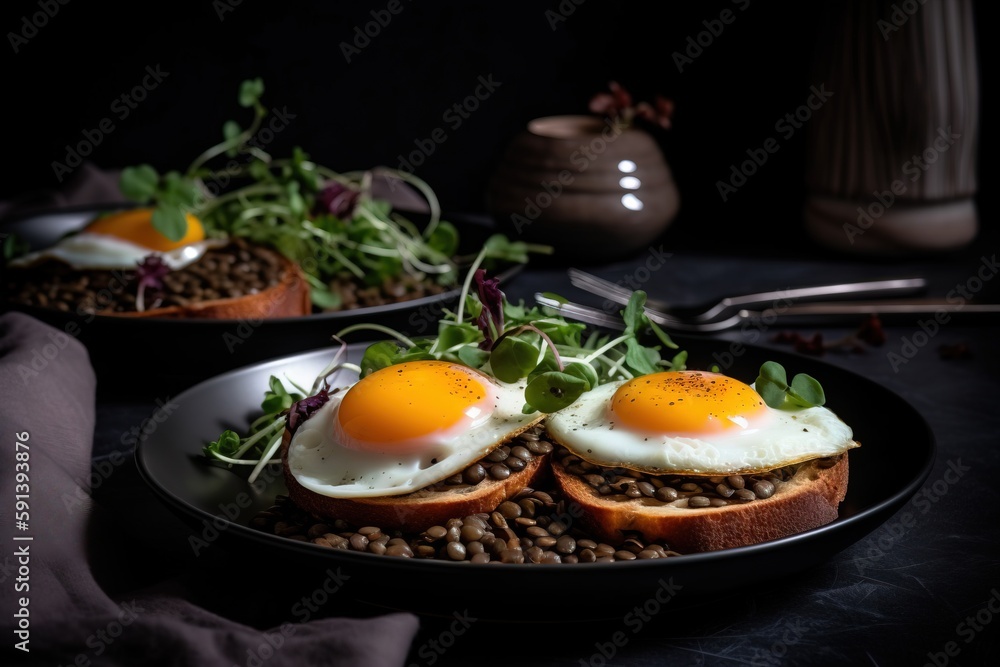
[610, 371, 768, 435]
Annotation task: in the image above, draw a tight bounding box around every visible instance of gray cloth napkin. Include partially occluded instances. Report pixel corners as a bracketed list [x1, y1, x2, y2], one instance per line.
[0, 162, 129, 223]
[0, 312, 420, 667]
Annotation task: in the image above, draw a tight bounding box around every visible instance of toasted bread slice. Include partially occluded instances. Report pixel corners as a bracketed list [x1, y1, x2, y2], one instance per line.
[280, 425, 553, 533]
[112, 247, 311, 319]
[550, 451, 850, 553]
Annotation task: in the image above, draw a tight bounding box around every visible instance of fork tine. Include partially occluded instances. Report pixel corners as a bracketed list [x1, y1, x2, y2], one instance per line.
[567, 268, 694, 329]
[567, 268, 635, 305]
[533, 293, 624, 330]
[534, 293, 741, 334]
[567, 268, 677, 322]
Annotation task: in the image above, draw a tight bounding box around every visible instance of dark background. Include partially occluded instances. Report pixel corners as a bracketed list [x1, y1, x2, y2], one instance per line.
[3, 5, 998, 667]
[1, 0, 991, 257]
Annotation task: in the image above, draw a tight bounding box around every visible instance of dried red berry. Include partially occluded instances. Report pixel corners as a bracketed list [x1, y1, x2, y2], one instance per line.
[794, 332, 826, 355]
[856, 314, 886, 346]
[938, 343, 973, 360]
[589, 82, 674, 131]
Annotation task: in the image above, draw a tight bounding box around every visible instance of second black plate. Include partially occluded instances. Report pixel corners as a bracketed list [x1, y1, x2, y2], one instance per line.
[0, 206, 522, 394]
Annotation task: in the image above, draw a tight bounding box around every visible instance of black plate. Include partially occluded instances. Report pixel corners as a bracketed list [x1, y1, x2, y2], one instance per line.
[134, 336, 935, 621]
[0, 206, 522, 394]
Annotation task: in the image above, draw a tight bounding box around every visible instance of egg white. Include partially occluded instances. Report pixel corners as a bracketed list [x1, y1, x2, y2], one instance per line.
[286, 376, 544, 498]
[8, 232, 225, 271]
[545, 379, 858, 475]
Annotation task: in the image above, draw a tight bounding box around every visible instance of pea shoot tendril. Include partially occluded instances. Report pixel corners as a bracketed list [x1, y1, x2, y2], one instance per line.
[117, 77, 525, 312]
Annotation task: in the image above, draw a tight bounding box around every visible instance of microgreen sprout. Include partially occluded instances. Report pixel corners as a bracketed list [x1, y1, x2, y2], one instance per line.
[134, 255, 170, 312]
[754, 361, 825, 409]
[202, 338, 360, 480]
[116, 77, 514, 312]
[474, 269, 504, 349]
[325, 241, 685, 415]
[202, 258, 693, 476]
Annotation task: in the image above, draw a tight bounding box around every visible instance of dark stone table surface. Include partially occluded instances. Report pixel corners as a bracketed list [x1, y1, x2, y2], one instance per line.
[85, 218, 1000, 667]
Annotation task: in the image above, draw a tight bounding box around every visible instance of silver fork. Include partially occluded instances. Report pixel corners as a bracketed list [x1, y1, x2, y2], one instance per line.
[533, 293, 742, 333]
[534, 293, 1000, 333]
[567, 268, 928, 323]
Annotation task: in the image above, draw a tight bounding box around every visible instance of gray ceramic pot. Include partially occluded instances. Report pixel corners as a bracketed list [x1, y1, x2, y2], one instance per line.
[487, 115, 680, 262]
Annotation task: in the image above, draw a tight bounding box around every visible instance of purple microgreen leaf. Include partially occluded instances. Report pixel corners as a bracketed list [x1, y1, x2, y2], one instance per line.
[316, 182, 360, 218]
[137, 254, 170, 288]
[474, 269, 505, 349]
[287, 387, 331, 437]
[135, 254, 171, 312]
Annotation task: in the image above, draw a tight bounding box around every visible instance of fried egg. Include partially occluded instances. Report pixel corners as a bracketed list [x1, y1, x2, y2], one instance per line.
[545, 369, 858, 475]
[9, 208, 222, 270]
[286, 360, 545, 498]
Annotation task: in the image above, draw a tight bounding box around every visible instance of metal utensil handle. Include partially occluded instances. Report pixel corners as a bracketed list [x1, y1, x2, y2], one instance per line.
[747, 299, 1000, 317]
[570, 270, 929, 321]
[710, 277, 929, 318]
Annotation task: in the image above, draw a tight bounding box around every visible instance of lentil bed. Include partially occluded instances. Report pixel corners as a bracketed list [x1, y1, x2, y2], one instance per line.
[252, 427, 828, 563]
[3, 237, 450, 315]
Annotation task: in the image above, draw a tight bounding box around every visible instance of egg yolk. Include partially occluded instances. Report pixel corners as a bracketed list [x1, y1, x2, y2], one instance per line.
[335, 360, 496, 454]
[610, 370, 769, 436]
[85, 208, 205, 252]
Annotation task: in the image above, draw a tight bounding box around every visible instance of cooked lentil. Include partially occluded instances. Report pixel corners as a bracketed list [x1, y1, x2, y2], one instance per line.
[3, 237, 450, 315]
[249, 429, 842, 563]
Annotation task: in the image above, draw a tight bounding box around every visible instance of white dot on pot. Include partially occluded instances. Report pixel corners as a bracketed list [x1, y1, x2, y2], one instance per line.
[621, 194, 643, 211]
[617, 160, 637, 173]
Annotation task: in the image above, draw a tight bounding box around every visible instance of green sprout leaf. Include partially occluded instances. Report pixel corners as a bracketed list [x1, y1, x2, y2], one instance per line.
[755, 361, 789, 408]
[259, 375, 304, 415]
[457, 346, 490, 369]
[620, 291, 646, 337]
[647, 319, 679, 350]
[223, 120, 243, 156]
[309, 286, 342, 311]
[247, 159, 271, 182]
[536, 291, 568, 305]
[239, 78, 265, 108]
[426, 220, 459, 257]
[755, 361, 825, 409]
[2, 232, 29, 261]
[614, 291, 669, 375]
[755, 377, 787, 409]
[759, 360, 788, 387]
[203, 429, 242, 458]
[482, 233, 552, 264]
[524, 371, 587, 414]
[489, 336, 539, 383]
[119, 164, 159, 203]
[151, 205, 189, 242]
[436, 321, 479, 351]
[360, 340, 403, 377]
[788, 373, 825, 407]
[160, 171, 201, 208]
[667, 349, 688, 371]
[624, 338, 660, 375]
[562, 360, 598, 391]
